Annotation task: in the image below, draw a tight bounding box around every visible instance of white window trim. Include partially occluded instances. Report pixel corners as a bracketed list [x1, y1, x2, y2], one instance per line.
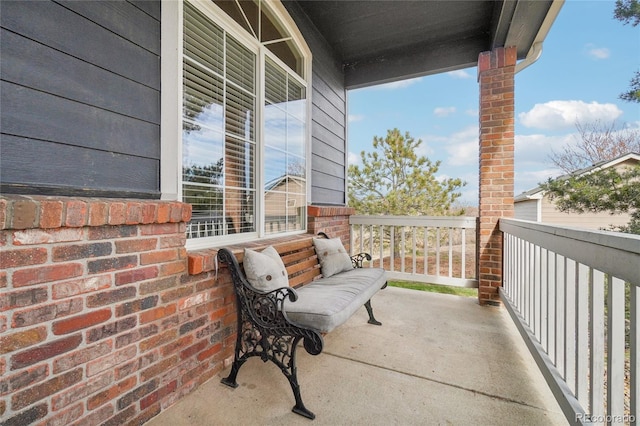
[161, 0, 312, 249]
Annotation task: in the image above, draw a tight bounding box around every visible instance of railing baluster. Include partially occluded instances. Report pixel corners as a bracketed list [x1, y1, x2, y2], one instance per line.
[564, 259, 579, 392]
[575, 261, 588, 408]
[541, 248, 548, 351]
[461, 228, 466, 280]
[591, 269, 605, 420]
[448, 228, 453, 278]
[380, 225, 384, 269]
[412, 226, 417, 274]
[631, 283, 639, 425]
[390, 226, 395, 272]
[436, 227, 441, 277]
[608, 276, 626, 422]
[534, 244, 540, 340]
[556, 254, 566, 380]
[548, 250, 556, 365]
[369, 225, 374, 268]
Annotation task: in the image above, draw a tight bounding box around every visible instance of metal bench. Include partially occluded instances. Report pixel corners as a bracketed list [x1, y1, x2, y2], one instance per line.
[217, 234, 387, 419]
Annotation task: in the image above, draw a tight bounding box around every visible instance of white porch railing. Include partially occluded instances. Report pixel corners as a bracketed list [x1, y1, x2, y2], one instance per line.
[349, 215, 478, 288]
[500, 218, 640, 426]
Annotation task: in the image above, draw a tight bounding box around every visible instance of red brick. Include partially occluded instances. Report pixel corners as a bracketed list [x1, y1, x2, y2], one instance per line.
[89, 201, 109, 226]
[11, 335, 83, 369]
[117, 379, 158, 410]
[156, 204, 170, 223]
[115, 238, 157, 254]
[180, 339, 207, 361]
[125, 202, 142, 225]
[53, 341, 113, 374]
[139, 356, 178, 383]
[11, 199, 38, 229]
[141, 203, 157, 224]
[88, 225, 137, 240]
[140, 223, 180, 236]
[1, 287, 48, 311]
[74, 404, 114, 426]
[41, 403, 84, 425]
[86, 316, 137, 343]
[2, 403, 48, 425]
[65, 200, 88, 227]
[0, 327, 47, 355]
[13, 263, 84, 287]
[139, 380, 177, 410]
[139, 304, 177, 324]
[139, 329, 177, 353]
[159, 260, 187, 277]
[197, 342, 222, 362]
[52, 275, 112, 299]
[51, 370, 113, 410]
[115, 266, 159, 286]
[140, 249, 179, 265]
[86, 345, 137, 377]
[13, 228, 83, 245]
[108, 202, 126, 225]
[0, 247, 48, 268]
[52, 242, 112, 261]
[87, 255, 137, 274]
[86, 287, 137, 308]
[40, 200, 64, 228]
[12, 298, 83, 328]
[52, 309, 112, 335]
[86, 375, 137, 410]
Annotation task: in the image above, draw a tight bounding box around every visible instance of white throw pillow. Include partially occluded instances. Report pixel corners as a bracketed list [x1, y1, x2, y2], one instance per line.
[243, 246, 289, 291]
[313, 237, 353, 278]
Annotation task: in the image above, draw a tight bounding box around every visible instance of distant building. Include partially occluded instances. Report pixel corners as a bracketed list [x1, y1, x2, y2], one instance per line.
[515, 152, 639, 230]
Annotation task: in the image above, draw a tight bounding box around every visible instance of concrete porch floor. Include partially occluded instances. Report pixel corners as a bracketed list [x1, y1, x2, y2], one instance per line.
[147, 286, 568, 425]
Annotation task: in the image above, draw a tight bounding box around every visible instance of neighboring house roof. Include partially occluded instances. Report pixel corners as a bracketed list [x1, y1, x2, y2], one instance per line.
[295, 0, 563, 89]
[515, 152, 640, 202]
[265, 174, 305, 192]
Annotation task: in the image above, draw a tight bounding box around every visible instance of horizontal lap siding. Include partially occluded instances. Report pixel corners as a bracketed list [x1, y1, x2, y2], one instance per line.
[0, 0, 161, 198]
[284, 2, 348, 206]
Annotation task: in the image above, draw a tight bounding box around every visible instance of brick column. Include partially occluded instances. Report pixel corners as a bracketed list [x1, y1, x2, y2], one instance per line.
[477, 47, 516, 305]
[306, 206, 355, 249]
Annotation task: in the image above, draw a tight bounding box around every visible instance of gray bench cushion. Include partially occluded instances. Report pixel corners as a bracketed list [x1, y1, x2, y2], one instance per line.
[283, 268, 386, 333]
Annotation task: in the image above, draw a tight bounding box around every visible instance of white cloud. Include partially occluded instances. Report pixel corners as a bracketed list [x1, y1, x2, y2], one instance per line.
[518, 100, 623, 130]
[447, 70, 472, 79]
[347, 151, 360, 166]
[348, 114, 364, 123]
[585, 43, 610, 60]
[434, 106, 456, 117]
[443, 126, 479, 166]
[375, 77, 422, 90]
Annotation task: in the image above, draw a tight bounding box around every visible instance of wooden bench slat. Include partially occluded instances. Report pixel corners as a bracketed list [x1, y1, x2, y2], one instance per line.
[290, 268, 321, 288]
[282, 247, 316, 267]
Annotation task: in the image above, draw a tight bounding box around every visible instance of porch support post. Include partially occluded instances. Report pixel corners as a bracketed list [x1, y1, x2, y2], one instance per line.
[477, 46, 516, 305]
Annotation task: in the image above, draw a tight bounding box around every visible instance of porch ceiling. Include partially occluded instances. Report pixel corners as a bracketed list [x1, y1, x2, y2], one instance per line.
[294, 0, 559, 89]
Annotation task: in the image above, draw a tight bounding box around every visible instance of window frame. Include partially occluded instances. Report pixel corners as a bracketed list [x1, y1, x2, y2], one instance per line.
[161, 0, 312, 250]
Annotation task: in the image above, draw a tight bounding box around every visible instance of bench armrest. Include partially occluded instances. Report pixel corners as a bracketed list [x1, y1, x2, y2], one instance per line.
[217, 248, 324, 355]
[351, 252, 372, 268]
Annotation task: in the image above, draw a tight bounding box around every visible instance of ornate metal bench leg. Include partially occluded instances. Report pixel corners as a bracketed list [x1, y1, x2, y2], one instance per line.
[284, 337, 315, 419]
[364, 300, 382, 326]
[221, 359, 243, 388]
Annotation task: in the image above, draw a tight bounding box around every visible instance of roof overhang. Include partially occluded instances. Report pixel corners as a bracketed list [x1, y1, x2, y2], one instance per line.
[294, 0, 564, 89]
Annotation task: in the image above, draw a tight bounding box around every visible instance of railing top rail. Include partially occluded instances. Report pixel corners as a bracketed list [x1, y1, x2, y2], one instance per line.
[500, 218, 640, 284]
[349, 215, 477, 228]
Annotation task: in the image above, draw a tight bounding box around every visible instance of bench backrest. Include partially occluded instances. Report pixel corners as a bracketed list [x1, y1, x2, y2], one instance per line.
[232, 237, 322, 288]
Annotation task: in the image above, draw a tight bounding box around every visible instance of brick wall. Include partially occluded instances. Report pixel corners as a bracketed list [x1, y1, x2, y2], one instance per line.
[477, 47, 516, 305]
[0, 196, 236, 425]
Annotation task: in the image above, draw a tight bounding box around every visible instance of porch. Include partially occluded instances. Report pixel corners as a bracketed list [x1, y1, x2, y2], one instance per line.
[146, 286, 566, 425]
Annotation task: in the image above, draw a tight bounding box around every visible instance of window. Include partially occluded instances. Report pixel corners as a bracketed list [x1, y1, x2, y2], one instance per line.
[174, 0, 310, 248]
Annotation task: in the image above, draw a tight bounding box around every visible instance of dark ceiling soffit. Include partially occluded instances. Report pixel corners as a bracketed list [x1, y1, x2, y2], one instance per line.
[491, 0, 518, 51]
[344, 36, 485, 90]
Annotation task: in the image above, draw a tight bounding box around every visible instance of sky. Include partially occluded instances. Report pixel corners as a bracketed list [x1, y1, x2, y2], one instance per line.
[347, 0, 640, 206]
